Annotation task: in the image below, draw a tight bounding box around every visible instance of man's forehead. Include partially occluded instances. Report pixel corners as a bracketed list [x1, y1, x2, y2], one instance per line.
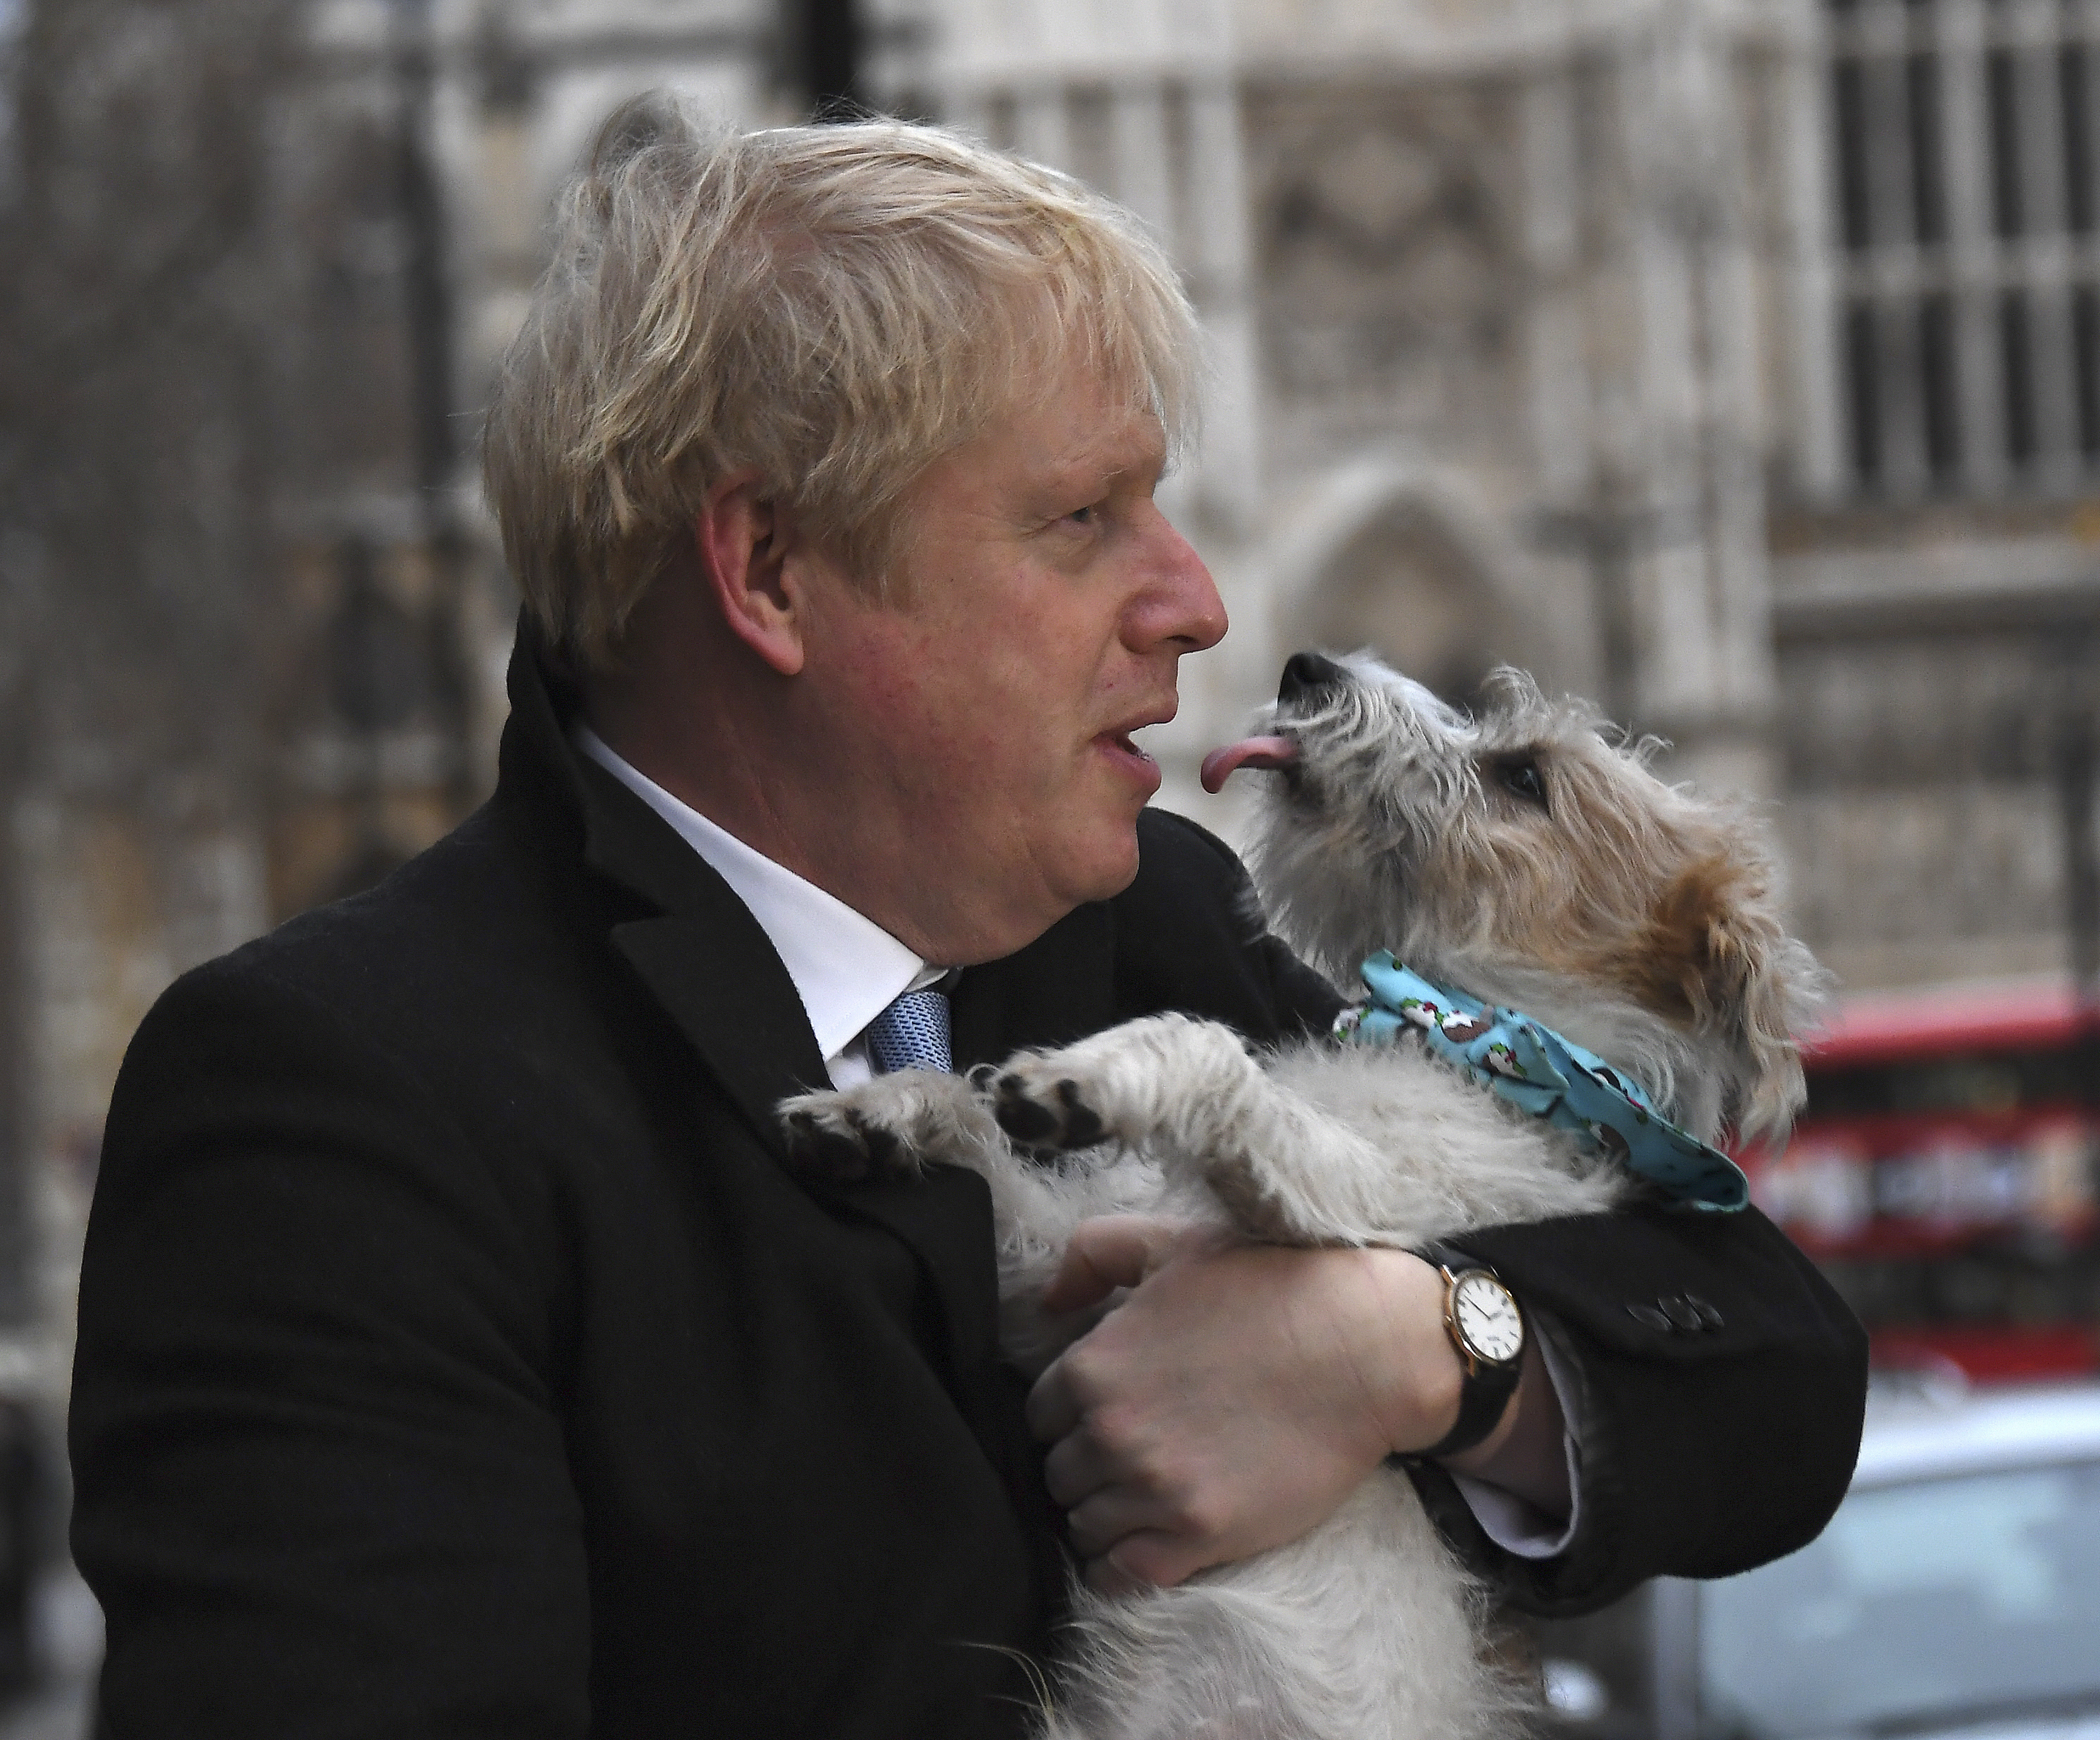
[1012, 382, 1166, 483]
[904, 370, 1169, 518]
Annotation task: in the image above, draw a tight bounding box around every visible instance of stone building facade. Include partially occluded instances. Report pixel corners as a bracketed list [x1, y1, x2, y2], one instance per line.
[261, 0, 2100, 1016]
[10, 0, 2100, 1389]
[415, 0, 2093, 1005]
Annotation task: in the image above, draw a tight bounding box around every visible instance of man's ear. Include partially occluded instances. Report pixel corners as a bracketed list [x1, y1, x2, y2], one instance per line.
[694, 470, 806, 676]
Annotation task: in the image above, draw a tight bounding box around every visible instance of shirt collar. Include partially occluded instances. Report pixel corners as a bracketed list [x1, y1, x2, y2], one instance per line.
[574, 726, 938, 1069]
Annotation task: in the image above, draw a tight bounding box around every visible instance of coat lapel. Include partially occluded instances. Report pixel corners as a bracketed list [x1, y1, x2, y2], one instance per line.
[499, 629, 833, 1155]
[607, 856, 1005, 1400]
[609, 912, 830, 1150]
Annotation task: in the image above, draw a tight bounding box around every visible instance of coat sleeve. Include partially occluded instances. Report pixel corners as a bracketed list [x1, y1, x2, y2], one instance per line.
[1433, 1205, 1868, 1614]
[1123, 809, 1870, 1613]
[69, 957, 591, 1739]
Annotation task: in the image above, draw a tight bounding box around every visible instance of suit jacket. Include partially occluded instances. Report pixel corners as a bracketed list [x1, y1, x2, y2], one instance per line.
[69, 633, 1868, 1738]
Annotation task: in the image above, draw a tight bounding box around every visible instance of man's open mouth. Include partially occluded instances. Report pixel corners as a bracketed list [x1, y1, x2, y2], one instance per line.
[1200, 735, 1298, 794]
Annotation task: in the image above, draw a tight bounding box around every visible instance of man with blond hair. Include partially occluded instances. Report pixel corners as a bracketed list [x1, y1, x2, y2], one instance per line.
[70, 99, 1865, 1738]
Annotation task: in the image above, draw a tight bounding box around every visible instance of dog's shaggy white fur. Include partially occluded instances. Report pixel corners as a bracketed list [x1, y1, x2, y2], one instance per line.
[780, 655, 1825, 1740]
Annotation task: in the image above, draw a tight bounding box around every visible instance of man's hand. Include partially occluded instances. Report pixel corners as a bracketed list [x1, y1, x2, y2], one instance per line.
[1025, 1216, 1473, 1591]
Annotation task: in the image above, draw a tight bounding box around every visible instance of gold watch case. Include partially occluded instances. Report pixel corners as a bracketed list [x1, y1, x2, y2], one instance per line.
[1441, 1265, 1525, 1372]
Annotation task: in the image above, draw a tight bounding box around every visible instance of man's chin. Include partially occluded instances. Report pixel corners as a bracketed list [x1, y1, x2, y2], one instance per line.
[935, 830, 1142, 966]
[1061, 825, 1145, 907]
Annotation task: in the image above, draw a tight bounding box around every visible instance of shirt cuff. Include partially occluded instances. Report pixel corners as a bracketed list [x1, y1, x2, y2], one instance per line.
[1447, 1331, 1582, 1561]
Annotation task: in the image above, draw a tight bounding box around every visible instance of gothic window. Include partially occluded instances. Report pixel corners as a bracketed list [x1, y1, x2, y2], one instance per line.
[1828, 0, 2100, 497]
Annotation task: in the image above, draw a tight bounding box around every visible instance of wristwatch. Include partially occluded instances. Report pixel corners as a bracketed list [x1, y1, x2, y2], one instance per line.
[1410, 1242, 1526, 1460]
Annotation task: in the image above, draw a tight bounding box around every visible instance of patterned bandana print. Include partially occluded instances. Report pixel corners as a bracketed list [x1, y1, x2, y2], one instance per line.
[1335, 952, 1750, 1211]
[865, 986, 954, 1075]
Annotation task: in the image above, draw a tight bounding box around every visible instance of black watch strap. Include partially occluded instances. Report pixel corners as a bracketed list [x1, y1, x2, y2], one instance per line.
[1410, 1241, 1524, 1462]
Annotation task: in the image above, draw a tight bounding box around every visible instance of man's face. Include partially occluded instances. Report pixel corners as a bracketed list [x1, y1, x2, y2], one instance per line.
[791, 371, 1227, 964]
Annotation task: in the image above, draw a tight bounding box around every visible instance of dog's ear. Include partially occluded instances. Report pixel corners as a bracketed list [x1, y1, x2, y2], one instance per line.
[1637, 855, 1824, 1140]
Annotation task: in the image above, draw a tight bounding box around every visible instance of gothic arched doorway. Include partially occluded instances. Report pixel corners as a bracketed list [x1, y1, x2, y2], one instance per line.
[1273, 460, 1545, 709]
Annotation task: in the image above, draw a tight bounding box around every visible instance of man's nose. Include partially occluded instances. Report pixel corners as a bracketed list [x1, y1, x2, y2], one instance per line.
[1132, 515, 1228, 655]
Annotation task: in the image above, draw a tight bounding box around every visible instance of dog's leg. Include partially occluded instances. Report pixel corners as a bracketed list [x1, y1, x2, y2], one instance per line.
[778, 1068, 1006, 1183]
[993, 1016, 1622, 1248]
[990, 1014, 1442, 1247]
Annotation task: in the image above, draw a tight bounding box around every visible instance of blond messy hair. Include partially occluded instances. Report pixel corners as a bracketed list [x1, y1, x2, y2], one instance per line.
[481, 94, 1203, 672]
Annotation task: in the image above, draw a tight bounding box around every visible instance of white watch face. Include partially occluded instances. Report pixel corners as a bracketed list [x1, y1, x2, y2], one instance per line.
[1452, 1271, 1524, 1364]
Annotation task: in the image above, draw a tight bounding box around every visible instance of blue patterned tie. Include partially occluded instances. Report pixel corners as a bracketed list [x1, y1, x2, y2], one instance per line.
[864, 986, 952, 1075]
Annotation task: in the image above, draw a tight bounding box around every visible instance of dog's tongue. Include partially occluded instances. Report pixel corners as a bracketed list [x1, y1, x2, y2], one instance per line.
[1200, 735, 1298, 794]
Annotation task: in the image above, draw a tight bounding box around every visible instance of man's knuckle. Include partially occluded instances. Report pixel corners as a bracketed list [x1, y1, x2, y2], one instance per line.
[1058, 1350, 1112, 1408]
[1085, 1400, 1143, 1456]
[1126, 1453, 1202, 1527]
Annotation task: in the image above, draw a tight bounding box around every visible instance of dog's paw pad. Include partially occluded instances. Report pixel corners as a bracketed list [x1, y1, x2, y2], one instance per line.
[779, 1109, 869, 1181]
[1054, 1079, 1105, 1146]
[779, 1102, 907, 1183]
[992, 1072, 1105, 1149]
[993, 1074, 1061, 1143]
[855, 1113, 902, 1172]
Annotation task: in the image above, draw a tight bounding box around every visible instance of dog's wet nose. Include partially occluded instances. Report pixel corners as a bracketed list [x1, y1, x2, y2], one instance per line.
[1278, 652, 1347, 706]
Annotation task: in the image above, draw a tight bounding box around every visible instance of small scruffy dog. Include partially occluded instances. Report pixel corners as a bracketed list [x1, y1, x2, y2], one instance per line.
[781, 652, 1823, 1740]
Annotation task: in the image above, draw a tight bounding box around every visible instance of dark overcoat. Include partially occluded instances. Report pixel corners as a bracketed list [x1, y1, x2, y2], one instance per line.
[69, 636, 1868, 1738]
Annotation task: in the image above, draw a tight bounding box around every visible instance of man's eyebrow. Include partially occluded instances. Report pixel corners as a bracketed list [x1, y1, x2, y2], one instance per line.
[1045, 441, 1166, 494]
[1024, 463, 1151, 518]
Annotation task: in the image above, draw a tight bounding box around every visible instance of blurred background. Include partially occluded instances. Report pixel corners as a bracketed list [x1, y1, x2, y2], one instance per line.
[0, 0, 2096, 1733]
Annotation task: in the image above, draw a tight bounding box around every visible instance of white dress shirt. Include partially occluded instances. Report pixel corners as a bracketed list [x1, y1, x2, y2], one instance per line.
[576, 724, 1577, 1558]
[1450, 1418, 1580, 1559]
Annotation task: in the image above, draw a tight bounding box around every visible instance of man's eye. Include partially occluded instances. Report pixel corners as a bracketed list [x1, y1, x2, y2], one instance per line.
[1498, 758, 1546, 807]
[1065, 504, 1096, 526]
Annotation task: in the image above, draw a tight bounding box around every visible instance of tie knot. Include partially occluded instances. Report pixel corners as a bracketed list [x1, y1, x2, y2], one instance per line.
[865, 986, 952, 1075]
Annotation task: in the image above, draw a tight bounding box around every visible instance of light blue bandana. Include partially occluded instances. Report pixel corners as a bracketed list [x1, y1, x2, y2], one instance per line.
[1334, 952, 1749, 1212]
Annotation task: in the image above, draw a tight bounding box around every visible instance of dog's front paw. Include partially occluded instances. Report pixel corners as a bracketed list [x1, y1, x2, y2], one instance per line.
[988, 1059, 1109, 1150]
[778, 1087, 918, 1183]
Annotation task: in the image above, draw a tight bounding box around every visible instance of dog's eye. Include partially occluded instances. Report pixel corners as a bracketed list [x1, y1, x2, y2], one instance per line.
[1498, 757, 1547, 808]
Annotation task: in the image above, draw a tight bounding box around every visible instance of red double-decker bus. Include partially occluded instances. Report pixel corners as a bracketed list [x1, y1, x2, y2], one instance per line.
[1744, 982, 2100, 1381]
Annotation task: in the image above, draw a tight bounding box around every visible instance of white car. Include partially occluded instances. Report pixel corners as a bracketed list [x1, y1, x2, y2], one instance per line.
[1530, 1376, 2100, 1739]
